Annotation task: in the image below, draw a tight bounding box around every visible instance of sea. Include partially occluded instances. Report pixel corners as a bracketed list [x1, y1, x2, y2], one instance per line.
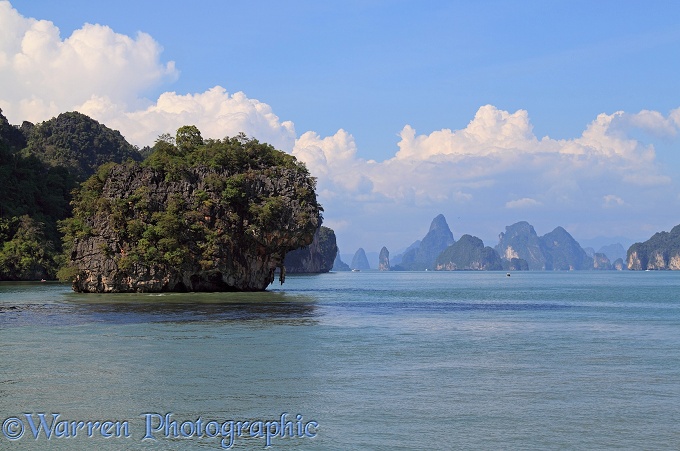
[1, 271, 679, 450]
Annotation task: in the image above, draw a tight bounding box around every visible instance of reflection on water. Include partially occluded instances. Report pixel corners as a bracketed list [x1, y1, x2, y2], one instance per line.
[0, 284, 318, 328]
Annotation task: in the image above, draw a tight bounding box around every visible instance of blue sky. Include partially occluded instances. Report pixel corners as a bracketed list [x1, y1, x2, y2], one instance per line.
[3, 0, 680, 256]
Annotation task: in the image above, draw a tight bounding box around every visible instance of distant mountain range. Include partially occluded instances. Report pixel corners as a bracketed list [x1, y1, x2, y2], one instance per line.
[325, 215, 680, 274]
[340, 214, 660, 272]
[392, 214, 455, 271]
[496, 222, 592, 270]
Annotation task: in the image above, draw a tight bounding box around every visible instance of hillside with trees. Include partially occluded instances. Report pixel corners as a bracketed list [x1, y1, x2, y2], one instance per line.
[0, 110, 142, 280]
[627, 225, 680, 270]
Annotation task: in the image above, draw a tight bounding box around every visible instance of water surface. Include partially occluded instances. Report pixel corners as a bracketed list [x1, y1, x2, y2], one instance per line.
[1, 272, 679, 449]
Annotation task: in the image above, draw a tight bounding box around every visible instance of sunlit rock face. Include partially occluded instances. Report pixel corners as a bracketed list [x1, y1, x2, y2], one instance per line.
[378, 247, 390, 271]
[627, 225, 680, 271]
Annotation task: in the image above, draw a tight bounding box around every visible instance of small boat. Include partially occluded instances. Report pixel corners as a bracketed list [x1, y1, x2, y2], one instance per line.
[506, 273, 511, 277]
[351, 268, 360, 272]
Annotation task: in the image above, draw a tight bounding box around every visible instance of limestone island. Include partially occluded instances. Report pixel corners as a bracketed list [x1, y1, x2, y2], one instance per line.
[60, 126, 322, 292]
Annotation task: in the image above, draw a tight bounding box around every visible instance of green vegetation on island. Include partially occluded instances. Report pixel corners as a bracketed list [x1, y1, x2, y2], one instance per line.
[0, 111, 327, 288]
[0, 109, 141, 280]
[22, 111, 142, 180]
[435, 234, 502, 271]
[61, 126, 322, 292]
[627, 225, 680, 270]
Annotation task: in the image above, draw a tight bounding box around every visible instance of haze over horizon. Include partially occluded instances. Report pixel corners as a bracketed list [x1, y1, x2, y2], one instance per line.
[2, 0, 680, 253]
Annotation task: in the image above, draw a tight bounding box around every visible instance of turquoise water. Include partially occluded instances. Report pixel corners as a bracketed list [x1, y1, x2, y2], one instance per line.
[1, 271, 680, 450]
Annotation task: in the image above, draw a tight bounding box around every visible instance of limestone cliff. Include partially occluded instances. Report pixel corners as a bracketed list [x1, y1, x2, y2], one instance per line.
[332, 249, 351, 271]
[495, 222, 593, 270]
[350, 248, 371, 270]
[495, 222, 546, 270]
[541, 226, 593, 270]
[598, 243, 626, 263]
[503, 258, 529, 271]
[592, 253, 612, 270]
[378, 246, 390, 271]
[284, 226, 338, 273]
[393, 214, 455, 271]
[435, 234, 502, 271]
[61, 132, 322, 292]
[627, 224, 680, 270]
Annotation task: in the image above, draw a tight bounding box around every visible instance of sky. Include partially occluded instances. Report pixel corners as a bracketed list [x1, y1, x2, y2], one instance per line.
[2, 0, 680, 256]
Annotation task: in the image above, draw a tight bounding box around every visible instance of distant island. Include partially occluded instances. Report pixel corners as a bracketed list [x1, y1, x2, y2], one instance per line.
[627, 225, 680, 270]
[348, 215, 680, 272]
[284, 226, 338, 274]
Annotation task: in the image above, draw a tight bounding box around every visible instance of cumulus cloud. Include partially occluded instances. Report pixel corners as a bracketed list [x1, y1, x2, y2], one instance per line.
[293, 105, 675, 207]
[287, 104, 680, 247]
[293, 129, 374, 195]
[0, 2, 295, 150]
[0, 1, 177, 123]
[395, 106, 541, 160]
[82, 87, 297, 150]
[610, 109, 677, 137]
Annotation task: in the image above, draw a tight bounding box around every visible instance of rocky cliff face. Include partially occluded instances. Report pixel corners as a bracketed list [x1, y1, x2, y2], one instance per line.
[496, 222, 593, 270]
[284, 226, 338, 273]
[627, 225, 680, 270]
[435, 234, 502, 271]
[332, 249, 351, 271]
[495, 221, 546, 270]
[394, 214, 455, 270]
[613, 258, 626, 271]
[350, 248, 371, 270]
[592, 253, 612, 270]
[63, 140, 321, 292]
[504, 258, 529, 271]
[541, 226, 593, 270]
[378, 246, 390, 271]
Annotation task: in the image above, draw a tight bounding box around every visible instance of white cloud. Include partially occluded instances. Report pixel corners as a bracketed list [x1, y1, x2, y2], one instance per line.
[395, 106, 541, 160]
[0, 1, 177, 123]
[82, 87, 297, 150]
[292, 105, 674, 208]
[286, 104, 680, 249]
[0, 1, 300, 150]
[613, 109, 677, 137]
[293, 129, 373, 195]
[505, 198, 542, 209]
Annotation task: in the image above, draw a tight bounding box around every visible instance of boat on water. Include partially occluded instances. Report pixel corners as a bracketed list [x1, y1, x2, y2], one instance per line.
[351, 268, 360, 272]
